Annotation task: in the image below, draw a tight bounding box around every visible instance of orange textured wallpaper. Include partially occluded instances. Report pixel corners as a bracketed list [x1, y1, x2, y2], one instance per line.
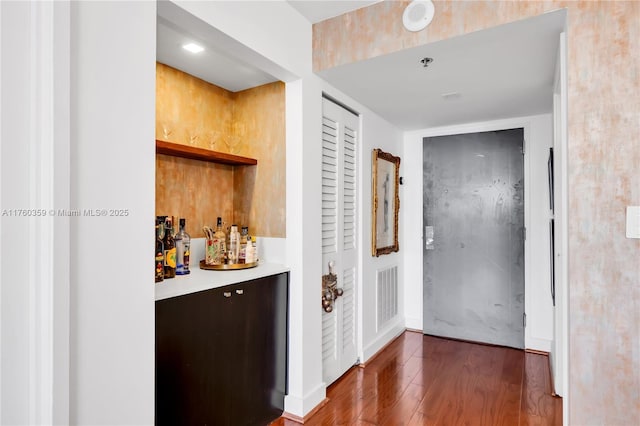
[156, 154, 234, 234]
[156, 63, 233, 149]
[314, 1, 640, 424]
[232, 82, 286, 237]
[155, 63, 286, 237]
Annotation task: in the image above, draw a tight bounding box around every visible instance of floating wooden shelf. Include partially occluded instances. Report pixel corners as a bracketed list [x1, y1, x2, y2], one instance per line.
[156, 140, 257, 166]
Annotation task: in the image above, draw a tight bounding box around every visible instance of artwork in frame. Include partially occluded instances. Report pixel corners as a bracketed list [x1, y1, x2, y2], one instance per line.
[371, 148, 400, 256]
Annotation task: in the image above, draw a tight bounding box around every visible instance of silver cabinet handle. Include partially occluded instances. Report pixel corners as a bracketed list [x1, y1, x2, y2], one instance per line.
[235, 289, 244, 295]
[223, 292, 232, 298]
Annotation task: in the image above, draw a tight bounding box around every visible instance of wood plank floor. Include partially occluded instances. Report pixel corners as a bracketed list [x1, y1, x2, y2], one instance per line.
[272, 331, 561, 425]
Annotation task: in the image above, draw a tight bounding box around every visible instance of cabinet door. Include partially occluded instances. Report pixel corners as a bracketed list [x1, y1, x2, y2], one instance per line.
[229, 273, 289, 425]
[156, 274, 289, 426]
[156, 288, 232, 426]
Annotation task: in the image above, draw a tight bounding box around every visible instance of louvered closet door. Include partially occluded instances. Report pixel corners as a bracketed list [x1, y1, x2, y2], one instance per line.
[321, 98, 359, 385]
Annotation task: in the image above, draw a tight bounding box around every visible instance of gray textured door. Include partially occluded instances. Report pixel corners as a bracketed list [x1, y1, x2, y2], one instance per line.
[423, 129, 524, 349]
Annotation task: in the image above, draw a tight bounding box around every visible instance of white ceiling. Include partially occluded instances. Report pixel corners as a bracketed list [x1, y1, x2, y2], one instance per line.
[157, 3, 566, 130]
[318, 9, 567, 130]
[287, 0, 382, 23]
[156, 16, 278, 92]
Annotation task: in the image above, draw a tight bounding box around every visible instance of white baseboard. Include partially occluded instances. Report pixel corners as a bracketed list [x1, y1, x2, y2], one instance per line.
[525, 336, 552, 353]
[362, 319, 405, 362]
[404, 316, 422, 331]
[283, 381, 326, 418]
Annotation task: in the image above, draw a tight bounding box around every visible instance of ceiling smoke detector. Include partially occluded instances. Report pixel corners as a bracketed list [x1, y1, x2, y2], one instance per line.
[403, 0, 435, 32]
[420, 57, 434, 68]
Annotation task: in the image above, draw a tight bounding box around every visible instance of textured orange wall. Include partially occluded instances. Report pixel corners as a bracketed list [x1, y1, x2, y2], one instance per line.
[232, 82, 286, 237]
[155, 63, 286, 237]
[314, 1, 640, 424]
[156, 154, 234, 234]
[156, 62, 233, 149]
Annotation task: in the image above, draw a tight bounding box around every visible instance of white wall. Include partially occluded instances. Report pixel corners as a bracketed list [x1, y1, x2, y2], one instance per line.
[69, 2, 156, 423]
[403, 114, 554, 352]
[284, 77, 326, 415]
[1, 3, 32, 422]
[321, 84, 405, 364]
[525, 114, 555, 351]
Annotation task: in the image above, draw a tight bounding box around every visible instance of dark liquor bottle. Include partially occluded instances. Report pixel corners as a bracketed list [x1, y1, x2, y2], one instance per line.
[155, 220, 164, 283]
[163, 216, 176, 279]
[175, 218, 191, 275]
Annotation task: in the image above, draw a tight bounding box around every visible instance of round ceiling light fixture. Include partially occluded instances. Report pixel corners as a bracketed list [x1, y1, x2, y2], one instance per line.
[402, 0, 435, 32]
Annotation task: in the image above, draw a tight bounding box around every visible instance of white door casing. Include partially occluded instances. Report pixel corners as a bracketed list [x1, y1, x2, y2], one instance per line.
[552, 31, 569, 415]
[321, 98, 359, 385]
[0, 2, 70, 424]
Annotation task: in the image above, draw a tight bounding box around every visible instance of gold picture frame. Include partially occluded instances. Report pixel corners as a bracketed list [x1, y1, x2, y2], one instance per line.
[372, 148, 400, 256]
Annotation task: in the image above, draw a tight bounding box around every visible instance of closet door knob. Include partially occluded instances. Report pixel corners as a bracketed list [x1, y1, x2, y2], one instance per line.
[236, 289, 244, 295]
[223, 292, 232, 298]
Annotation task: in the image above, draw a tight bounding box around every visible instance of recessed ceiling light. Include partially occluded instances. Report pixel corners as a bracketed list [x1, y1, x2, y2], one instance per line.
[182, 43, 204, 54]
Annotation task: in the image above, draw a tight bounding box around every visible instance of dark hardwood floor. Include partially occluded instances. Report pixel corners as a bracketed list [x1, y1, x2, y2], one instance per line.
[273, 331, 561, 425]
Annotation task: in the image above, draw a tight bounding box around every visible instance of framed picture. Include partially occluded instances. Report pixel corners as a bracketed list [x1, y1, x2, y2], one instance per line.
[372, 148, 400, 256]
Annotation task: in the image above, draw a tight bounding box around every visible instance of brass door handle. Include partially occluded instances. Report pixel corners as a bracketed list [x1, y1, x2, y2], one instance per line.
[322, 261, 342, 313]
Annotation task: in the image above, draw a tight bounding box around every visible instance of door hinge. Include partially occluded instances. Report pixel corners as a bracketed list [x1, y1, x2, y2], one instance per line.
[523, 227, 527, 241]
[522, 139, 526, 155]
[523, 313, 527, 327]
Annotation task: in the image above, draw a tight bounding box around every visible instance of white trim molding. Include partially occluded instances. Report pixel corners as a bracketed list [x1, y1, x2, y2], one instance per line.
[0, 1, 70, 424]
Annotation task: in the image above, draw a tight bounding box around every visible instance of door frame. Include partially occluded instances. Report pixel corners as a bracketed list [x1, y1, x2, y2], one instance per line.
[404, 114, 556, 353]
[0, 2, 71, 423]
[422, 129, 526, 348]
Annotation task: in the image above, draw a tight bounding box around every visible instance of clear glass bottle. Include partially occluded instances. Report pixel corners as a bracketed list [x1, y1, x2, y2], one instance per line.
[238, 226, 249, 264]
[163, 216, 176, 278]
[212, 217, 226, 265]
[155, 219, 164, 283]
[228, 225, 239, 264]
[251, 236, 257, 263]
[175, 218, 191, 275]
[245, 235, 254, 264]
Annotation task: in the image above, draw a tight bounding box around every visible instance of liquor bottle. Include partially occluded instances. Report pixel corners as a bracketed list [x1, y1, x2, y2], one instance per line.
[155, 219, 164, 283]
[175, 218, 191, 275]
[174, 221, 182, 273]
[163, 216, 176, 278]
[245, 235, 254, 264]
[211, 217, 226, 265]
[238, 226, 249, 264]
[251, 236, 258, 262]
[228, 225, 240, 264]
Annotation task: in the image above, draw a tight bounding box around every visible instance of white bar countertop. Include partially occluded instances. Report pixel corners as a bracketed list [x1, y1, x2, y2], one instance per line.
[155, 262, 290, 301]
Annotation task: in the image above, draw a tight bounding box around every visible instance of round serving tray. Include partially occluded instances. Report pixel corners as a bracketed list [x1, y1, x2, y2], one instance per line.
[199, 260, 259, 270]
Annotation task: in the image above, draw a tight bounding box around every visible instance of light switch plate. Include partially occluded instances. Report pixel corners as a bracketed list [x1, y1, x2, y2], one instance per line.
[626, 206, 640, 238]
